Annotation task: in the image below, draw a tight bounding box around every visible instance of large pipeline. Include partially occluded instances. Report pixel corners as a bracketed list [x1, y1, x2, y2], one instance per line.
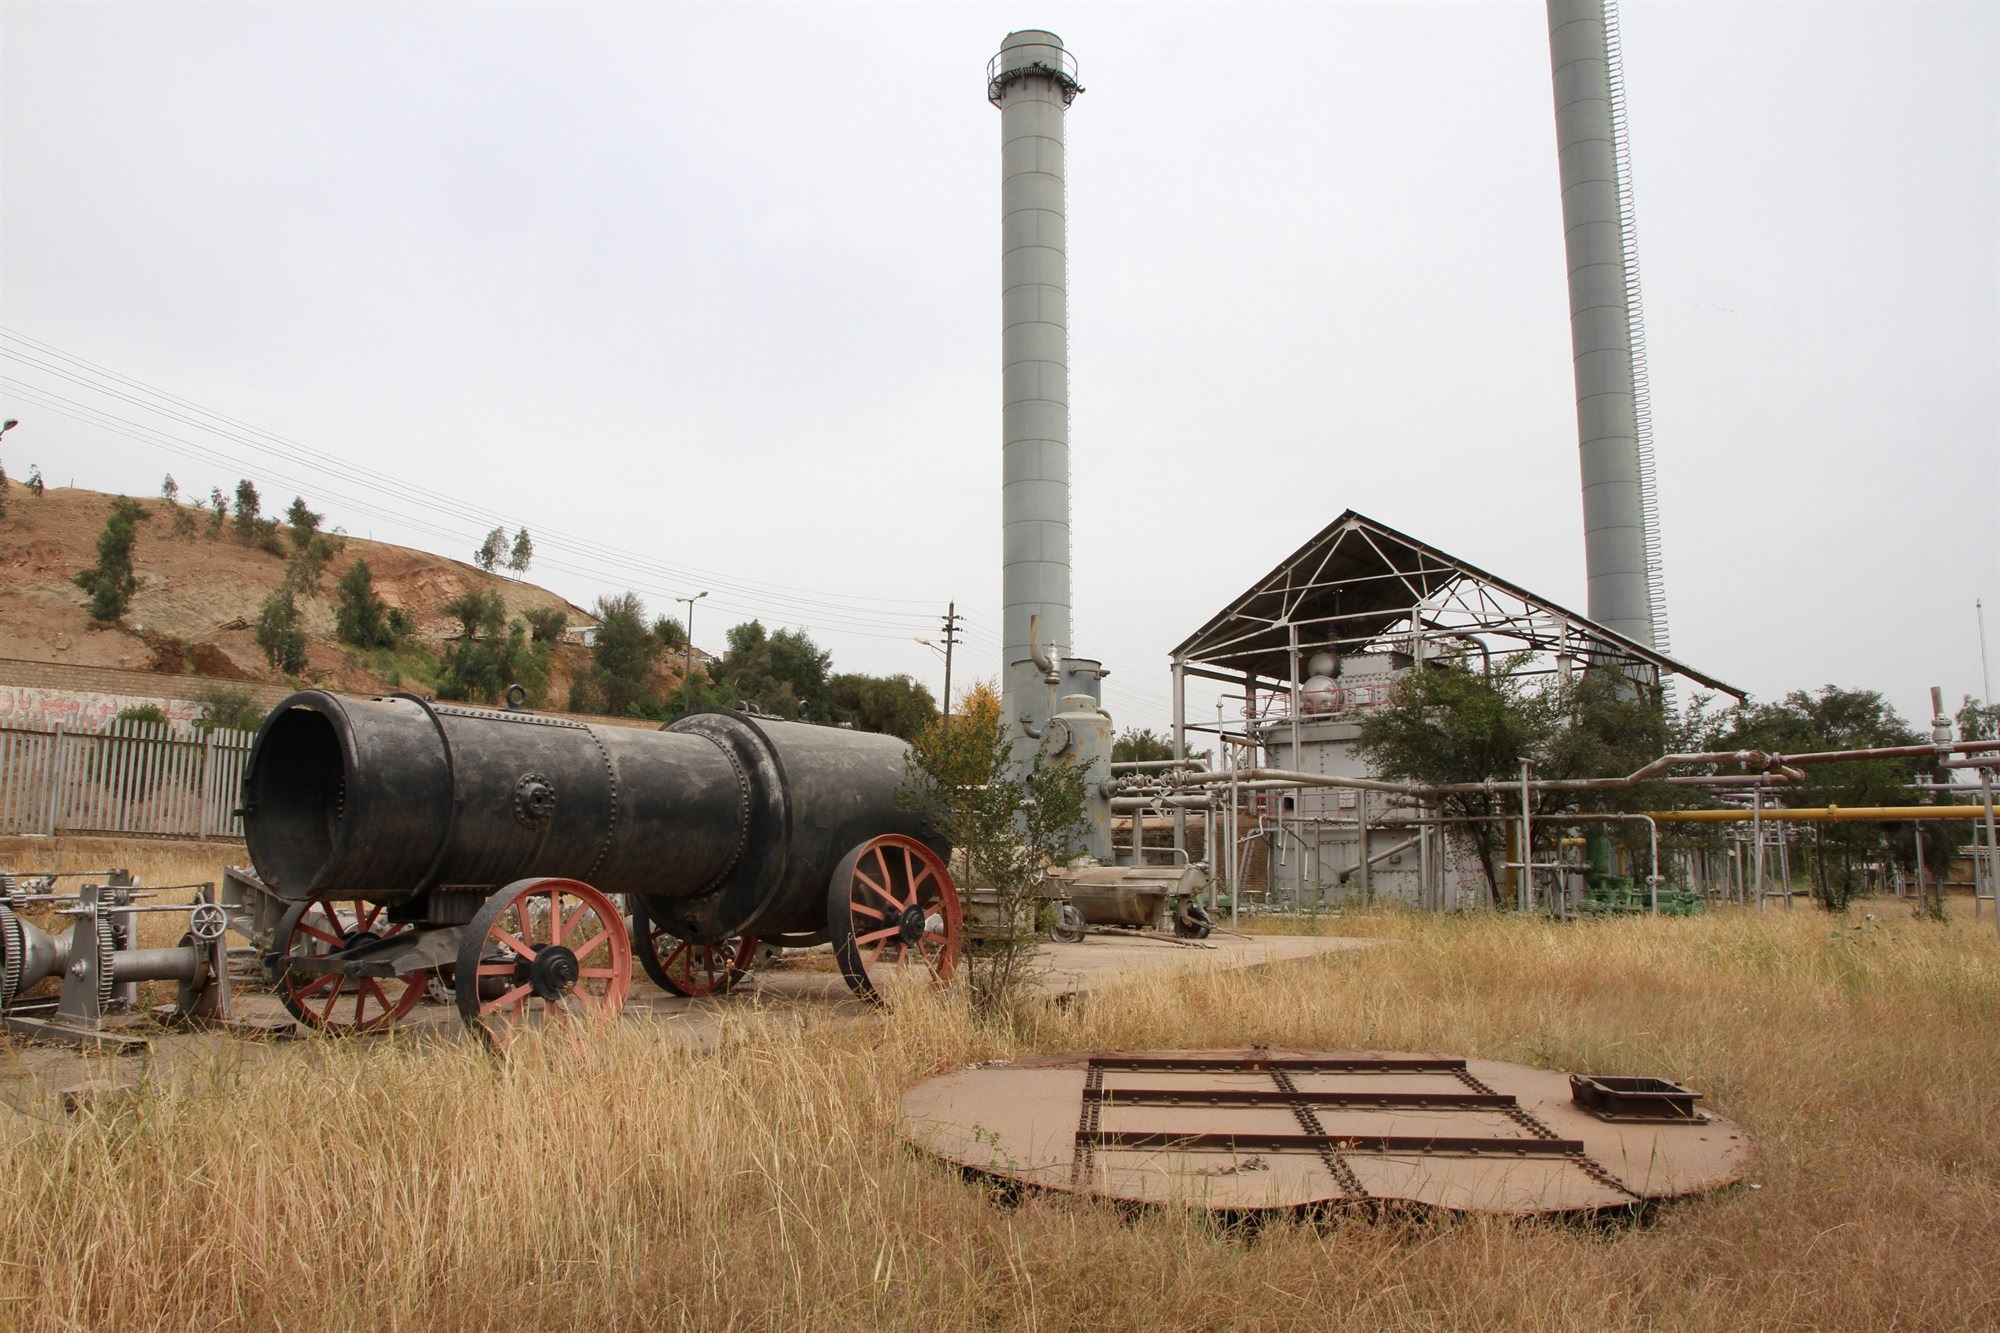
[1136, 741, 2000, 805]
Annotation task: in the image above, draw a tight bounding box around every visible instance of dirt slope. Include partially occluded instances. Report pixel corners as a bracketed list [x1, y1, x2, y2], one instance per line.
[0, 486, 598, 695]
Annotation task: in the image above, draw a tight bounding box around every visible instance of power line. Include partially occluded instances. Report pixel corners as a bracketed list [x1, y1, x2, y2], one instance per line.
[0, 328, 956, 619]
[0, 376, 962, 636]
[0, 329, 1185, 713]
[0, 382, 946, 646]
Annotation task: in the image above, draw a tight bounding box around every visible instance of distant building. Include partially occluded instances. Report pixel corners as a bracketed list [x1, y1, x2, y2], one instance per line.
[1170, 511, 1740, 910]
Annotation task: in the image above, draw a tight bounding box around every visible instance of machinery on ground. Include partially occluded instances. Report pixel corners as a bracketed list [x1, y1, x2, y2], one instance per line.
[1, 869, 238, 1050]
[240, 690, 959, 1039]
[1566, 830, 1701, 917]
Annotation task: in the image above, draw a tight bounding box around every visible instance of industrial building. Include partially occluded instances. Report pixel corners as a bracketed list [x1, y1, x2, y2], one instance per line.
[1165, 512, 1741, 909]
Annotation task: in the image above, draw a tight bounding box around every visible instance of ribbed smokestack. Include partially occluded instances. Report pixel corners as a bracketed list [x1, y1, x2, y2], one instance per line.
[990, 30, 1081, 752]
[1547, 0, 1665, 651]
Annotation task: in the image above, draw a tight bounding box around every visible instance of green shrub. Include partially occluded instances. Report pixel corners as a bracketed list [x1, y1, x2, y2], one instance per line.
[192, 685, 267, 737]
[254, 589, 308, 675]
[73, 498, 142, 622]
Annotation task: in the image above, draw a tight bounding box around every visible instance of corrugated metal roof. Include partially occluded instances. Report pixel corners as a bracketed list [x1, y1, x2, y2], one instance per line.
[1170, 511, 1741, 698]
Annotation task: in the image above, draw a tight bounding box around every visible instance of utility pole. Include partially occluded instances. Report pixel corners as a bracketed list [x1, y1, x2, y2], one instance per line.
[675, 591, 707, 716]
[940, 602, 961, 721]
[1979, 599, 1993, 707]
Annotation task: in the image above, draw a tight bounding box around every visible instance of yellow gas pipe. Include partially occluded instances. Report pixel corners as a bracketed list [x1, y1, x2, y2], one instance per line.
[1647, 806, 1990, 824]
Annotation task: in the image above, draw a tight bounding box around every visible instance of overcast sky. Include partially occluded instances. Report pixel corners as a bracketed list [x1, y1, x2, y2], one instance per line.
[3, 1, 1995, 734]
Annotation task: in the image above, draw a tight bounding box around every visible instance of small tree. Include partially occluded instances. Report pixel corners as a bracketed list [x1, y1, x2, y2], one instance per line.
[232, 480, 263, 542]
[475, 527, 507, 573]
[437, 592, 545, 705]
[508, 528, 534, 576]
[0, 457, 9, 519]
[160, 475, 179, 503]
[254, 589, 308, 674]
[1112, 728, 1176, 764]
[1355, 657, 1667, 908]
[903, 680, 1088, 1018]
[73, 498, 143, 622]
[192, 683, 267, 736]
[284, 496, 324, 550]
[96, 704, 174, 801]
[650, 615, 687, 651]
[705, 621, 833, 719]
[442, 589, 506, 640]
[26, 465, 44, 496]
[1357, 659, 1537, 907]
[1959, 695, 2000, 743]
[828, 672, 938, 740]
[334, 559, 398, 648]
[524, 606, 569, 644]
[1711, 686, 1926, 911]
[572, 592, 655, 716]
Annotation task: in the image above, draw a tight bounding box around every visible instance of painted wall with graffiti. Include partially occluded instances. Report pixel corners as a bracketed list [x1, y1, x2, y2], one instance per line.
[0, 685, 206, 730]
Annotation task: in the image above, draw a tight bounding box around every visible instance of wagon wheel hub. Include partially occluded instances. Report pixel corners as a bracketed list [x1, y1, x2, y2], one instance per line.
[455, 877, 634, 1044]
[273, 897, 428, 1035]
[527, 943, 580, 999]
[828, 833, 963, 1006]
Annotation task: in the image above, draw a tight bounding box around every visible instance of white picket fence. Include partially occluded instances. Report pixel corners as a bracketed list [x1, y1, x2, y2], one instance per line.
[0, 716, 254, 839]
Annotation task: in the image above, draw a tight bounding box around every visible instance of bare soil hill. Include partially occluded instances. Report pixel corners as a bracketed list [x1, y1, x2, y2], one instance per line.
[0, 485, 623, 700]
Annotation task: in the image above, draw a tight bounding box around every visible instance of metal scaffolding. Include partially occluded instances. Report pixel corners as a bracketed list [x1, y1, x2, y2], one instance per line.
[1162, 511, 1742, 914]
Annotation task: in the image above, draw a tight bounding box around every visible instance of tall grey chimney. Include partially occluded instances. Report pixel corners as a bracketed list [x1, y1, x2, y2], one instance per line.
[989, 30, 1083, 758]
[1546, 0, 1667, 652]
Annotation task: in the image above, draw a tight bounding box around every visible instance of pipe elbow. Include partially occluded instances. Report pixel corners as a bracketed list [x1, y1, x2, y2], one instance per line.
[1027, 614, 1056, 675]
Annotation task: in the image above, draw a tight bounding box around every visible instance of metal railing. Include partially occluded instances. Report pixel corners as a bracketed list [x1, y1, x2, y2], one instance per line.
[986, 48, 1082, 106]
[0, 716, 254, 839]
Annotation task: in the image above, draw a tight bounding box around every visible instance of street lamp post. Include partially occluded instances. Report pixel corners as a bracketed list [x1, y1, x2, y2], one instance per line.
[675, 591, 708, 715]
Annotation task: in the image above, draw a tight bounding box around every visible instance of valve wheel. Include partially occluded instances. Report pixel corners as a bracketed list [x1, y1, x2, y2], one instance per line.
[828, 834, 961, 1006]
[456, 878, 631, 1043]
[633, 901, 758, 998]
[188, 901, 229, 943]
[273, 896, 427, 1033]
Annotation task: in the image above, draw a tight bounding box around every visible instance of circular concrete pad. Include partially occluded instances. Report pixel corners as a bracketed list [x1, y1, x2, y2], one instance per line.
[901, 1048, 1750, 1215]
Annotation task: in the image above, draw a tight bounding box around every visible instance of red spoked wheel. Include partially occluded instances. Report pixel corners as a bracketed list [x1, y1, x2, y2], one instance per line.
[455, 878, 632, 1043]
[633, 901, 759, 998]
[828, 834, 962, 1005]
[273, 895, 428, 1033]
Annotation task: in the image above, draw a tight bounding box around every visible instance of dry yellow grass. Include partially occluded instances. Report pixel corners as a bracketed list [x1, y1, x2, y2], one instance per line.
[0, 836, 246, 956]
[0, 834, 238, 889]
[1, 844, 1996, 1330]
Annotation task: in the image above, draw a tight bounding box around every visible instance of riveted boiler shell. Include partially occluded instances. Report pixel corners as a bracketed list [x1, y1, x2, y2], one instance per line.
[241, 692, 743, 904]
[648, 712, 945, 944]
